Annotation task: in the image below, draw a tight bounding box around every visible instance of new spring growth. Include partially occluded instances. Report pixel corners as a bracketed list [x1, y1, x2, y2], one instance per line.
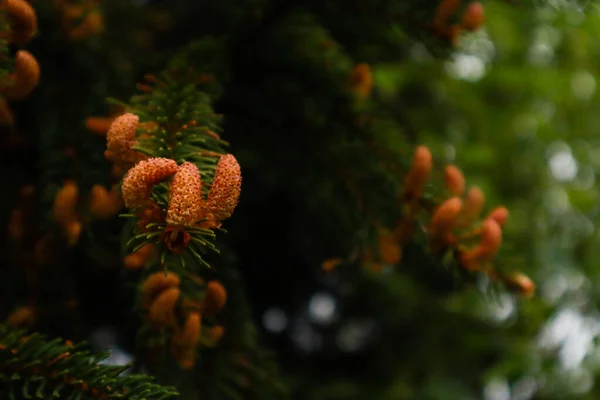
[141, 271, 181, 308]
[208, 325, 225, 343]
[461, 2, 484, 31]
[432, 0, 485, 45]
[1, 50, 40, 101]
[404, 145, 432, 201]
[125, 154, 241, 231]
[55, 0, 104, 42]
[6, 305, 35, 329]
[445, 165, 465, 196]
[433, 0, 461, 35]
[204, 281, 227, 316]
[348, 63, 373, 101]
[139, 273, 227, 368]
[504, 272, 535, 298]
[166, 162, 203, 227]
[124, 243, 155, 270]
[429, 196, 463, 246]
[149, 287, 180, 327]
[463, 186, 485, 221]
[172, 312, 202, 348]
[52, 180, 81, 246]
[378, 228, 402, 265]
[121, 157, 179, 209]
[459, 192, 508, 238]
[106, 113, 147, 167]
[88, 184, 123, 219]
[203, 154, 242, 224]
[140, 273, 181, 331]
[459, 218, 502, 271]
[68, 9, 104, 42]
[322, 257, 343, 272]
[487, 206, 508, 227]
[170, 312, 201, 370]
[2, 0, 37, 45]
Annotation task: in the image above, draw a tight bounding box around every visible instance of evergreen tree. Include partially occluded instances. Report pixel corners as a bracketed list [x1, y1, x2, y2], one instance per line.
[0, 0, 597, 399]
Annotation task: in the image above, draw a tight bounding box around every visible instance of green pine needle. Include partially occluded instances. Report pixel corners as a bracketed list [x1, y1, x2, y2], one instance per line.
[0, 325, 178, 399]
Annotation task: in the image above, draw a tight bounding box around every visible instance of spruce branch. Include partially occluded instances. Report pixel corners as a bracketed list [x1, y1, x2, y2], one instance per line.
[0, 324, 178, 399]
[107, 68, 242, 274]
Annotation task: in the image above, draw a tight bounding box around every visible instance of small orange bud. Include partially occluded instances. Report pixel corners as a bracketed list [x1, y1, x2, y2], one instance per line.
[7, 305, 35, 328]
[53, 182, 78, 226]
[207, 325, 225, 343]
[459, 218, 502, 270]
[487, 206, 509, 227]
[124, 254, 143, 270]
[478, 218, 502, 255]
[434, 0, 462, 33]
[429, 197, 463, 239]
[3, 0, 38, 45]
[88, 184, 123, 219]
[106, 113, 140, 163]
[464, 186, 485, 220]
[378, 229, 402, 265]
[444, 165, 465, 196]
[61, 4, 83, 19]
[204, 154, 242, 223]
[322, 257, 342, 272]
[504, 272, 535, 298]
[1, 50, 40, 100]
[66, 9, 104, 42]
[136, 83, 153, 93]
[124, 244, 155, 270]
[66, 220, 81, 247]
[173, 347, 195, 370]
[141, 272, 180, 308]
[404, 145, 432, 200]
[148, 287, 180, 327]
[461, 2, 484, 31]
[172, 312, 201, 348]
[204, 281, 227, 315]
[166, 162, 203, 227]
[348, 63, 373, 100]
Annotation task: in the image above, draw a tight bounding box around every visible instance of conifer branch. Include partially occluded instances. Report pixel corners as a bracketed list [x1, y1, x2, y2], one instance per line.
[0, 324, 179, 399]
